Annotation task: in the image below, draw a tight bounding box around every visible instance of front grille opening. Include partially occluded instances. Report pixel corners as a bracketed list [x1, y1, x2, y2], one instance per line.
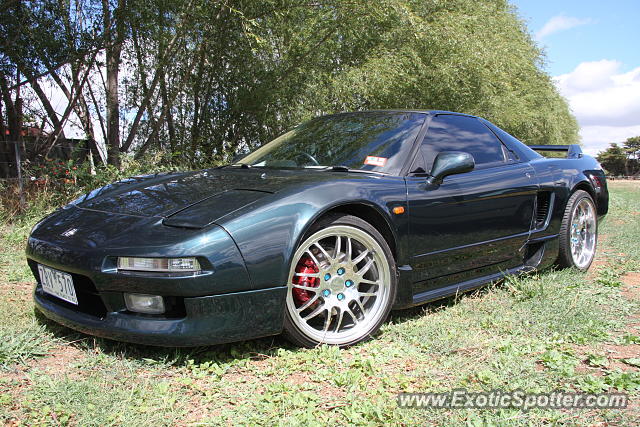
[161, 296, 186, 318]
[29, 260, 108, 319]
[535, 192, 552, 229]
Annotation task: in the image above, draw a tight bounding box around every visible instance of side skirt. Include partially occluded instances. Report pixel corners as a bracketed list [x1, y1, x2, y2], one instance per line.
[410, 264, 534, 307]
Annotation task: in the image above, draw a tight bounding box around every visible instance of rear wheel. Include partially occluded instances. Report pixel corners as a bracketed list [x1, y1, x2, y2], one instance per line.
[283, 214, 396, 347]
[557, 190, 597, 271]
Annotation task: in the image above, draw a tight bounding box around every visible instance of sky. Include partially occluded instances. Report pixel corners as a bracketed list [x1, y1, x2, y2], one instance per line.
[511, 0, 640, 155]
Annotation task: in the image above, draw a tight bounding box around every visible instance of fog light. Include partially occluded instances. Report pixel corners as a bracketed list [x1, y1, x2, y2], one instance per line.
[124, 293, 165, 314]
[117, 257, 201, 273]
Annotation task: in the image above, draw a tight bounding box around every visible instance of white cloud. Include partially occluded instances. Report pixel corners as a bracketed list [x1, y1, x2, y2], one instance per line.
[554, 60, 619, 95]
[554, 60, 640, 156]
[579, 125, 640, 156]
[536, 15, 592, 40]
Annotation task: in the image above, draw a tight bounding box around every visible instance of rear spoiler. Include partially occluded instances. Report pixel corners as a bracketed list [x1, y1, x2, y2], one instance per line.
[528, 144, 583, 159]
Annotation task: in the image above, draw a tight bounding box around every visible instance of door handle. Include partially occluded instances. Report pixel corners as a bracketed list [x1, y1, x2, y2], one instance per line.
[525, 172, 532, 178]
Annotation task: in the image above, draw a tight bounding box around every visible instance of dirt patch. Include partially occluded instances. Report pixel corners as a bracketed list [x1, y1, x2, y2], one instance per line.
[586, 235, 610, 280]
[23, 345, 88, 380]
[623, 272, 640, 287]
[626, 398, 640, 420]
[1, 365, 35, 425]
[604, 344, 640, 372]
[573, 343, 640, 375]
[283, 371, 312, 387]
[0, 282, 32, 299]
[603, 344, 640, 360]
[621, 272, 640, 301]
[576, 267, 640, 376]
[607, 180, 640, 188]
[574, 362, 605, 376]
[317, 385, 349, 409]
[587, 261, 609, 280]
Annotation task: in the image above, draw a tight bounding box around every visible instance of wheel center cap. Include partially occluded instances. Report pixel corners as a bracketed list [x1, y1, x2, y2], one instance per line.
[329, 281, 345, 292]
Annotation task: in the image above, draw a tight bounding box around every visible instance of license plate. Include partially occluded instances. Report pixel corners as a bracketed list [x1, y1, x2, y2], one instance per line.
[38, 264, 78, 305]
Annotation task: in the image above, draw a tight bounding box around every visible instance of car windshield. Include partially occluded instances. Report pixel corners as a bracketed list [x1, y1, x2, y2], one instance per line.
[238, 112, 426, 175]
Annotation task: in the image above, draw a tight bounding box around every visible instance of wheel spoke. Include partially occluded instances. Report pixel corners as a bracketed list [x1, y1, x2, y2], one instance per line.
[334, 235, 342, 259]
[353, 249, 369, 265]
[359, 278, 379, 286]
[303, 305, 326, 321]
[305, 250, 321, 267]
[322, 309, 332, 332]
[357, 258, 375, 277]
[334, 308, 345, 332]
[293, 284, 319, 292]
[347, 306, 359, 324]
[294, 272, 320, 278]
[346, 237, 353, 262]
[296, 294, 320, 312]
[313, 242, 332, 263]
[359, 291, 377, 297]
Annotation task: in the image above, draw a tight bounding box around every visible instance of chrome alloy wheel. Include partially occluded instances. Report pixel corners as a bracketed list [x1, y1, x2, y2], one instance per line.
[286, 225, 391, 345]
[569, 197, 597, 269]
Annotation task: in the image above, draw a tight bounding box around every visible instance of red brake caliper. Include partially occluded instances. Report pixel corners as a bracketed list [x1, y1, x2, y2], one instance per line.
[292, 255, 320, 305]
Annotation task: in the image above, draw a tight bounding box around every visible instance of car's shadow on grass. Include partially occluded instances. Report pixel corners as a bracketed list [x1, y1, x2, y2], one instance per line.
[33, 281, 503, 367]
[32, 307, 299, 367]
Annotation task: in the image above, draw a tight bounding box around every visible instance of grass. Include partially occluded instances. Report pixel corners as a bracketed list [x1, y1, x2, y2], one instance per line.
[1, 181, 639, 425]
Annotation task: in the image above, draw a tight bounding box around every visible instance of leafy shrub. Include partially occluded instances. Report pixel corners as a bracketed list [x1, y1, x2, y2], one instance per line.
[1, 155, 190, 224]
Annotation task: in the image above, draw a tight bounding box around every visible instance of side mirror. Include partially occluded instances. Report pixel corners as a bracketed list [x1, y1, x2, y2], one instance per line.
[427, 151, 475, 185]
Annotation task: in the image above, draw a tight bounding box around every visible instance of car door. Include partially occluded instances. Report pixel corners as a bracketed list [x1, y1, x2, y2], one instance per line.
[406, 114, 538, 294]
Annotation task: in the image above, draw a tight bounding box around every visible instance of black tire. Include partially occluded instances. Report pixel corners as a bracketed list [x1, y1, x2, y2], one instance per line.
[282, 214, 397, 348]
[556, 190, 598, 271]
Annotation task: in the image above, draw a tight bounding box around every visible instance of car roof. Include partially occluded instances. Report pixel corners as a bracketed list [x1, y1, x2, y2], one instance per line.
[323, 109, 478, 118]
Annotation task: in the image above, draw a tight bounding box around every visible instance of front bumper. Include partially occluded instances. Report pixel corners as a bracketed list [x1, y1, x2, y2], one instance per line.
[26, 207, 290, 346]
[34, 284, 287, 347]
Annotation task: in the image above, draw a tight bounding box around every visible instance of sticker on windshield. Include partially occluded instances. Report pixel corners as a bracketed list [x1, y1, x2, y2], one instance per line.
[364, 156, 387, 167]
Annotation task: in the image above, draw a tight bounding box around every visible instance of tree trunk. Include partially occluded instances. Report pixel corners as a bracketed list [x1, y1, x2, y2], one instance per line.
[134, 56, 196, 160]
[51, 66, 95, 139]
[161, 74, 176, 154]
[22, 73, 66, 141]
[0, 72, 20, 178]
[86, 79, 107, 161]
[119, 32, 183, 154]
[43, 53, 97, 155]
[0, 89, 9, 178]
[103, 0, 126, 169]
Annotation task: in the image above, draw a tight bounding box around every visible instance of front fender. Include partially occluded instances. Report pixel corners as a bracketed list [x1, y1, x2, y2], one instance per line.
[216, 176, 407, 290]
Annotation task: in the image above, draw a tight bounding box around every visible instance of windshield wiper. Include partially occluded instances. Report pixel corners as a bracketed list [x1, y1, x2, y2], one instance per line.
[228, 163, 252, 168]
[323, 166, 387, 175]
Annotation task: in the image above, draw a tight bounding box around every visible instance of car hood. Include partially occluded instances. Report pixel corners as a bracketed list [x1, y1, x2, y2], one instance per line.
[71, 168, 329, 218]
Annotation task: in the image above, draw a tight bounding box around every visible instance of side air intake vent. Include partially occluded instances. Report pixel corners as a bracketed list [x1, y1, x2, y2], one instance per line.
[535, 192, 553, 229]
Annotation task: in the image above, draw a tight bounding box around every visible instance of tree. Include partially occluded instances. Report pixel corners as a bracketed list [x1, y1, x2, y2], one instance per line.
[0, 0, 103, 164]
[1, 0, 581, 172]
[622, 136, 640, 176]
[597, 143, 631, 176]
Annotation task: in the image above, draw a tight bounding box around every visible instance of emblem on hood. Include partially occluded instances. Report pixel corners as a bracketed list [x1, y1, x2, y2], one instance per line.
[61, 228, 78, 237]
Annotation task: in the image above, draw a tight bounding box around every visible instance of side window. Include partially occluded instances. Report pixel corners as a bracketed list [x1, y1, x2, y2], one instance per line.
[420, 115, 506, 172]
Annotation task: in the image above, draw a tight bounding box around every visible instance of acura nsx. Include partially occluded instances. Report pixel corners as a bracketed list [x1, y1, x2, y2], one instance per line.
[27, 110, 608, 347]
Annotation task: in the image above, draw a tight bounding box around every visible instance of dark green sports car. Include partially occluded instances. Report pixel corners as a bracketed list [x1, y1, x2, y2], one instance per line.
[26, 110, 608, 347]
